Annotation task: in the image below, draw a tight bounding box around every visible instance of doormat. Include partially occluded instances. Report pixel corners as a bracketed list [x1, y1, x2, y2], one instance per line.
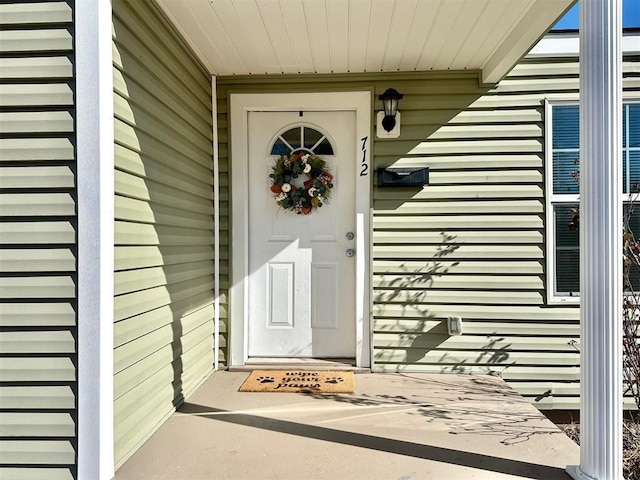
[239, 370, 355, 394]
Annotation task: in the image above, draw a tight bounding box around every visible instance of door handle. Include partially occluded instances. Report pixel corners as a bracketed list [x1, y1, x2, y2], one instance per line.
[346, 248, 355, 257]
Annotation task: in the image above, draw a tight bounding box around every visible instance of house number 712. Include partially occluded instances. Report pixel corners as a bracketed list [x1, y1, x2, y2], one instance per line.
[360, 136, 369, 176]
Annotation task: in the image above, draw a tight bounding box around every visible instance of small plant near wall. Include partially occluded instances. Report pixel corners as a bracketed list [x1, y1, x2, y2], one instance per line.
[621, 193, 640, 412]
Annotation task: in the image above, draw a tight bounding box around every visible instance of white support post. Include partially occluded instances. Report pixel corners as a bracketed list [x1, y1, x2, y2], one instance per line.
[567, 0, 623, 479]
[76, 0, 115, 478]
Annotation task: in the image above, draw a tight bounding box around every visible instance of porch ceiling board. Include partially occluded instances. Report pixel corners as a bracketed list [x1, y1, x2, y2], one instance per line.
[156, 0, 574, 82]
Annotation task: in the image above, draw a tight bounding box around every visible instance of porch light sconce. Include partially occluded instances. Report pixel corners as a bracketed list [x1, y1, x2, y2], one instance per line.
[377, 88, 403, 139]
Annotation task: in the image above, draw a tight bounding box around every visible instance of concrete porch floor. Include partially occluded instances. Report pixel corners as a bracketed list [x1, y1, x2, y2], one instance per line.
[115, 371, 579, 480]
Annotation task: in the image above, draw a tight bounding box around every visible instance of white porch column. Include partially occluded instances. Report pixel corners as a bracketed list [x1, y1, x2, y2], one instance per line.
[76, 0, 115, 478]
[567, 1, 623, 479]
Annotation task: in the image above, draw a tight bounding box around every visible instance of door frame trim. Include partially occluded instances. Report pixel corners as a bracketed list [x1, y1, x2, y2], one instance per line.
[229, 92, 372, 367]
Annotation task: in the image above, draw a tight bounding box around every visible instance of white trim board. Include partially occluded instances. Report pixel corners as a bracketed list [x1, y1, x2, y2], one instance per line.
[75, 0, 115, 478]
[229, 92, 372, 368]
[529, 33, 640, 57]
[543, 99, 580, 305]
[212, 76, 220, 371]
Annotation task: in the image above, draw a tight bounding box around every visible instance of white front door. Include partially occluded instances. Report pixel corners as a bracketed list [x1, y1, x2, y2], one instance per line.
[247, 111, 356, 357]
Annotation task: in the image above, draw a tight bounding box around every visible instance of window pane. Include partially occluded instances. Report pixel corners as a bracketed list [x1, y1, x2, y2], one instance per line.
[271, 138, 291, 156]
[281, 127, 301, 150]
[624, 103, 640, 148]
[623, 150, 640, 194]
[553, 151, 580, 194]
[624, 204, 640, 291]
[553, 203, 640, 296]
[313, 138, 334, 155]
[303, 127, 323, 150]
[554, 204, 580, 295]
[552, 105, 580, 149]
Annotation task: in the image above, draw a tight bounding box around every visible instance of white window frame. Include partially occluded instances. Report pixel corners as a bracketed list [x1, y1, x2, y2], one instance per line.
[545, 98, 640, 303]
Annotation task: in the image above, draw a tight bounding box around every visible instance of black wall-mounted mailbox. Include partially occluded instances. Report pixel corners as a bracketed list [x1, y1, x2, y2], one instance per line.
[377, 167, 429, 187]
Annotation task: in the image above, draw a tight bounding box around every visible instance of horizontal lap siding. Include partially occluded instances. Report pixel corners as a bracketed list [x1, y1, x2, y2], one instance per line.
[112, 0, 214, 467]
[372, 68, 558, 390]
[0, 1, 77, 479]
[218, 52, 638, 409]
[373, 55, 639, 410]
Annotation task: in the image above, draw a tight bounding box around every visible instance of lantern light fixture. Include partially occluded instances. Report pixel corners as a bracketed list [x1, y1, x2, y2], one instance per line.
[377, 88, 403, 138]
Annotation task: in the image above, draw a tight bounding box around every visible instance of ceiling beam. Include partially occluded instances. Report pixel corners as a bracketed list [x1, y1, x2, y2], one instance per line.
[481, 0, 577, 84]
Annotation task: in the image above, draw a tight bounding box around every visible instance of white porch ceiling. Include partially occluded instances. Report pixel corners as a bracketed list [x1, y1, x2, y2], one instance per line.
[156, 0, 574, 84]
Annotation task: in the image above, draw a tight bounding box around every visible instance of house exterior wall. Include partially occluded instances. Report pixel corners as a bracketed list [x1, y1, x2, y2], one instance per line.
[0, 1, 77, 479]
[218, 48, 639, 409]
[112, 0, 215, 467]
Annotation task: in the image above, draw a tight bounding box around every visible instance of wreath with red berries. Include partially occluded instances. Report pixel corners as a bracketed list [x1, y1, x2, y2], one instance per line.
[269, 151, 334, 215]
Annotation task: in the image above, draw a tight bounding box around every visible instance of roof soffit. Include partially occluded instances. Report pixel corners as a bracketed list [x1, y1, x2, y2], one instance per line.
[155, 0, 575, 84]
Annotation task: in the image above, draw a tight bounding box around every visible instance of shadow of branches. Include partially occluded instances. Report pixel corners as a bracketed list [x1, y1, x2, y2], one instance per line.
[373, 231, 525, 377]
[305, 373, 562, 446]
[439, 333, 516, 377]
[374, 232, 460, 366]
[375, 232, 460, 315]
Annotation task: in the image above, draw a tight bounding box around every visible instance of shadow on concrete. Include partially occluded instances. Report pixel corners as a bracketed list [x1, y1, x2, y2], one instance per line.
[178, 399, 571, 480]
[305, 374, 562, 446]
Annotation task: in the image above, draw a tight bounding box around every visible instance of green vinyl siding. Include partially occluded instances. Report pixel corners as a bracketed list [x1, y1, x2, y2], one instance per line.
[0, 1, 77, 479]
[374, 55, 634, 410]
[112, 0, 214, 467]
[217, 50, 639, 410]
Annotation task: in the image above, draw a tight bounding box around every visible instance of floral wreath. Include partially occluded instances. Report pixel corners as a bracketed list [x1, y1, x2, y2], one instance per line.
[269, 151, 334, 215]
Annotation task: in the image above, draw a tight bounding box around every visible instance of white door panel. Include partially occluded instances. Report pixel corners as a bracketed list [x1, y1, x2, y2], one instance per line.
[247, 111, 356, 357]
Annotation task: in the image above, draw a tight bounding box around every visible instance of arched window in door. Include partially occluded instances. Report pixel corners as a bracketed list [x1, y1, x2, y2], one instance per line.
[270, 125, 335, 156]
